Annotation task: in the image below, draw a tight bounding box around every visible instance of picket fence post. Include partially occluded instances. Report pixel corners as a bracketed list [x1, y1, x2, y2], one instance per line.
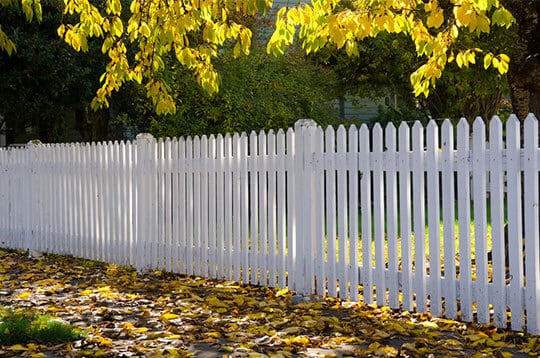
[135, 133, 157, 272]
[293, 119, 318, 294]
[26, 140, 42, 257]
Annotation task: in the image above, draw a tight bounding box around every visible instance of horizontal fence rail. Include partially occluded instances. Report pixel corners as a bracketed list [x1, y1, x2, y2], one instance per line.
[1, 114, 539, 333]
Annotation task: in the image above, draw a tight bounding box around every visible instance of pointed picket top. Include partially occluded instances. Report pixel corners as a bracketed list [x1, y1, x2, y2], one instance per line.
[524, 113, 538, 147]
[215, 134, 223, 159]
[526, 112, 538, 121]
[359, 124, 370, 154]
[385, 122, 396, 152]
[411, 121, 424, 152]
[457, 117, 469, 128]
[385, 121, 396, 134]
[337, 124, 347, 137]
[373, 123, 383, 147]
[473, 116, 485, 135]
[441, 118, 453, 131]
[412, 120, 424, 131]
[398, 121, 409, 151]
[427, 119, 438, 130]
[426, 120, 439, 148]
[398, 121, 409, 132]
[201, 135, 208, 159]
[337, 125, 347, 152]
[325, 124, 335, 138]
[506, 115, 520, 148]
[268, 130, 276, 156]
[373, 123, 383, 151]
[490, 116, 503, 142]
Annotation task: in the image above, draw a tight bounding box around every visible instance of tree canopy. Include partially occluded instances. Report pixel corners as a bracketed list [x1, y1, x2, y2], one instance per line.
[1, 0, 536, 118]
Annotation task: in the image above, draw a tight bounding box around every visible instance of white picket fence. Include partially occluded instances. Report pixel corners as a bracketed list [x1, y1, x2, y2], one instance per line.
[1, 114, 540, 333]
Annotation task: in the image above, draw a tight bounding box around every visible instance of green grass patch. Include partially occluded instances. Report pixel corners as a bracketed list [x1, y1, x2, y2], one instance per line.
[0, 307, 84, 345]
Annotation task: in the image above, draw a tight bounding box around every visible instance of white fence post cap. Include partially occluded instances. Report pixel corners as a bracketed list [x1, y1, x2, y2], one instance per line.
[26, 139, 42, 146]
[136, 133, 155, 141]
[294, 119, 317, 129]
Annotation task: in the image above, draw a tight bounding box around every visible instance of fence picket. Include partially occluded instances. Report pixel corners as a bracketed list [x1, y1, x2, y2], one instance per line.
[336, 125, 348, 298]
[325, 126, 337, 297]
[207, 136, 217, 279]
[472, 118, 489, 324]
[385, 123, 399, 309]
[426, 120, 442, 316]
[267, 131, 277, 287]
[216, 135, 225, 279]
[347, 126, 359, 302]
[359, 124, 373, 304]
[178, 137, 187, 275]
[373, 124, 385, 305]
[240, 133, 250, 283]
[412, 121, 427, 312]
[201, 136, 210, 278]
[457, 118, 473, 322]
[285, 128, 295, 288]
[524, 114, 540, 334]
[314, 126, 325, 296]
[506, 115, 524, 330]
[398, 122, 413, 310]
[258, 131, 268, 285]
[249, 131, 259, 284]
[441, 119, 457, 319]
[489, 117, 506, 328]
[276, 130, 287, 289]
[233, 133, 242, 282]
[225, 134, 234, 281]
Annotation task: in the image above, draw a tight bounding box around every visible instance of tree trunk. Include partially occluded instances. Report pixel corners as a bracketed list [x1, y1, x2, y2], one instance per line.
[501, 0, 540, 120]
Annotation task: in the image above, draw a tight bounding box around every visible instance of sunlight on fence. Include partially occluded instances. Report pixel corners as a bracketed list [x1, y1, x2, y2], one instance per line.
[0, 114, 539, 333]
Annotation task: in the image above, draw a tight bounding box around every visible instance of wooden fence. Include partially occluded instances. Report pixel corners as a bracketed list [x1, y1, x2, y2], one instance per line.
[1, 114, 539, 333]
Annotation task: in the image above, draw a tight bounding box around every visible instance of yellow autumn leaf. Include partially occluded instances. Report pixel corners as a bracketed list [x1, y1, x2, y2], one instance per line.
[419, 321, 438, 329]
[16, 291, 31, 299]
[94, 335, 113, 346]
[7, 344, 28, 351]
[427, 8, 444, 29]
[275, 287, 289, 297]
[161, 312, 180, 321]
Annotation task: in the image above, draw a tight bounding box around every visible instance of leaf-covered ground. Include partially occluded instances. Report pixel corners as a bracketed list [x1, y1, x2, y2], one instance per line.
[0, 249, 538, 357]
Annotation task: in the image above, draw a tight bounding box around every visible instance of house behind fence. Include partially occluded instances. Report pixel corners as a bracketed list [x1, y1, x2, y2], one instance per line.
[1, 114, 539, 333]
